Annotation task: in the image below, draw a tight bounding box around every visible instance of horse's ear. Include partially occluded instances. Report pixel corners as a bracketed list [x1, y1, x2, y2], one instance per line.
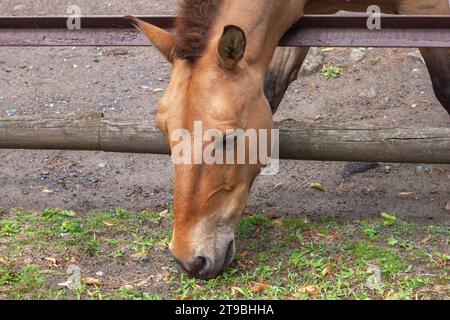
[125, 16, 176, 63]
[217, 25, 246, 70]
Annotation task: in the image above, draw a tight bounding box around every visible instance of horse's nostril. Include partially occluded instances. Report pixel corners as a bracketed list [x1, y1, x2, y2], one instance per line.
[188, 256, 207, 275]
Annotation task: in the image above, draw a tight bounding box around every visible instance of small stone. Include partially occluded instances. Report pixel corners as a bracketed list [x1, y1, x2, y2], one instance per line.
[407, 51, 424, 64]
[399, 192, 416, 199]
[359, 88, 377, 98]
[300, 47, 324, 76]
[383, 166, 392, 173]
[96, 271, 105, 277]
[151, 88, 164, 94]
[350, 48, 367, 64]
[89, 176, 99, 184]
[366, 265, 383, 290]
[445, 200, 450, 212]
[98, 162, 107, 168]
[416, 165, 430, 173]
[13, 5, 27, 11]
[138, 256, 150, 264]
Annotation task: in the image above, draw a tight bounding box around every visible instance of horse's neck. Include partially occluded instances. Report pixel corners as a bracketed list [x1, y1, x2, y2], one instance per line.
[209, 0, 307, 72]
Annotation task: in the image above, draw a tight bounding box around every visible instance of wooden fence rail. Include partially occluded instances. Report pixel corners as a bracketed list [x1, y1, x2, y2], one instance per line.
[1, 115, 449, 164]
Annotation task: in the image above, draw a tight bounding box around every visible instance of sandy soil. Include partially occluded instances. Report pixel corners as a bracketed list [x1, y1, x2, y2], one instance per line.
[0, 0, 449, 224]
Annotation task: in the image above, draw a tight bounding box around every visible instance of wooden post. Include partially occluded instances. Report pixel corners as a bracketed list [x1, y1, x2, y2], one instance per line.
[0, 115, 449, 164]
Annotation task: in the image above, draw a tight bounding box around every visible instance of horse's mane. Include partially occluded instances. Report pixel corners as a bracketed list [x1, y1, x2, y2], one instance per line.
[175, 0, 220, 63]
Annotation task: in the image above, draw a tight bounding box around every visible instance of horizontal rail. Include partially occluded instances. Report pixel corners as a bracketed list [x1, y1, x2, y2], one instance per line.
[1, 115, 449, 164]
[0, 15, 449, 47]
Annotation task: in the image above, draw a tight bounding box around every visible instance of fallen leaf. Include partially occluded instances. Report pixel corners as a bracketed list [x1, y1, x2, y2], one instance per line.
[309, 182, 326, 192]
[251, 283, 270, 293]
[162, 272, 171, 283]
[131, 252, 146, 261]
[231, 287, 246, 298]
[315, 232, 336, 240]
[238, 251, 251, 258]
[103, 220, 120, 227]
[398, 192, 416, 198]
[45, 257, 58, 267]
[272, 218, 284, 227]
[0, 255, 9, 266]
[151, 88, 164, 94]
[321, 266, 333, 277]
[387, 236, 399, 246]
[298, 285, 320, 298]
[82, 277, 103, 287]
[434, 285, 450, 293]
[420, 234, 432, 244]
[159, 209, 169, 217]
[237, 261, 248, 269]
[120, 284, 134, 290]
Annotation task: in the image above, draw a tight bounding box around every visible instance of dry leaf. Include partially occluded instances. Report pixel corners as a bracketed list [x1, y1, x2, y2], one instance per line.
[152, 88, 164, 94]
[399, 192, 416, 198]
[321, 266, 333, 277]
[298, 285, 320, 298]
[251, 283, 270, 293]
[231, 287, 245, 298]
[272, 219, 284, 227]
[238, 251, 251, 258]
[82, 277, 103, 287]
[120, 284, 134, 290]
[0, 255, 9, 266]
[237, 260, 251, 270]
[159, 209, 169, 217]
[434, 285, 450, 293]
[103, 220, 120, 227]
[309, 182, 326, 192]
[420, 234, 432, 244]
[45, 257, 58, 267]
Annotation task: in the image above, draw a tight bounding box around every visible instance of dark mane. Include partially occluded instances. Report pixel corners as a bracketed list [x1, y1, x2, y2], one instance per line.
[175, 0, 220, 62]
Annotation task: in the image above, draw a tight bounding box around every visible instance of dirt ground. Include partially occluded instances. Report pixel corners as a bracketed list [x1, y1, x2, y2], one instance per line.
[0, 0, 449, 226]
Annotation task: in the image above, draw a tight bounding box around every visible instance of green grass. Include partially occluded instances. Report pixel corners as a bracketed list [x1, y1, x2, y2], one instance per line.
[323, 65, 342, 79]
[0, 208, 448, 300]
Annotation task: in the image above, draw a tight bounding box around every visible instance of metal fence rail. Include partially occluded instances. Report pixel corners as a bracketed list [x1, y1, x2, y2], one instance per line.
[0, 15, 449, 47]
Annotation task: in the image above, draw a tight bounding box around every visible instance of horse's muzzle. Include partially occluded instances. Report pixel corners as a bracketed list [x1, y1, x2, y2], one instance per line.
[173, 239, 235, 280]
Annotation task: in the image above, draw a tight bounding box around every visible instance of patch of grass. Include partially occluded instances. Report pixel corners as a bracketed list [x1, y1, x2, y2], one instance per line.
[0, 221, 21, 237]
[323, 65, 341, 79]
[42, 208, 76, 219]
[237, 213, 271, 238]
[0, 265, 55, 299]
[0, 208, 448, 300]
[347, 241, 409, 277]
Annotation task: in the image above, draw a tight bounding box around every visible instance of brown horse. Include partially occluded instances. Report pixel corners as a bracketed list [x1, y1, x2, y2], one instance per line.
[129, 0, 450, 279]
